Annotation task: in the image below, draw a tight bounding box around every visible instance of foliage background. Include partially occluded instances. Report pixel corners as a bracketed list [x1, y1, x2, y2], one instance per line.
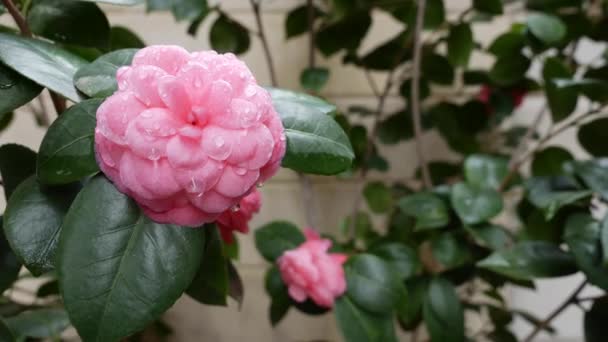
[0, 0, 603, 341]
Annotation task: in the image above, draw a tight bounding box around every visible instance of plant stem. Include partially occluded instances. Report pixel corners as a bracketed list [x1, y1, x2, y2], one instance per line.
[306, 0, 316, 68]
[1, 0, 31, 36]
[523, 280, 587, 342]
[411, 0, 432, 189]
[249, 0, 278, 87]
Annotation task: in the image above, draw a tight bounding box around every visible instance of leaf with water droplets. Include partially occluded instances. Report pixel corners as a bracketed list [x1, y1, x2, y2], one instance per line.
[37, 99, 102, 185]
[74, 49, 138, 98]
[0, 62, 42, 115]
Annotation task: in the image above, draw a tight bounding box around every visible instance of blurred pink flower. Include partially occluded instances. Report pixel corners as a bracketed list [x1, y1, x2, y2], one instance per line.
[278, 229, 348, 308]
[95, 45, 286, 227]
[216, 188, 261, 243]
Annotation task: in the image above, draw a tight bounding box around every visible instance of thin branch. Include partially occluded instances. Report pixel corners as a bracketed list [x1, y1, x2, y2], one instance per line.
[249, 0, 278, 87]
[307, 0, 316, 68]
[1, 0, 31, 36]
[523, 281, 587, 342]
[410, 0, 432, 189]
[504, 104, 547, 171]
[364, 69, 381, 98]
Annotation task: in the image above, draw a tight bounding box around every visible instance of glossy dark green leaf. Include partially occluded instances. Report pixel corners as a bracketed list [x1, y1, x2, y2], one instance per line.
[37, 279, 59, 298]
[0, 63, 42, 115]
[4, 176, 80, 276]
[464, 154, 508, 190]
[345, 254, 405, 314]
[585, 298, 608, 342]
[4, 308, 69, 340]
[359, 30, 408, 71]
[37, 99, 101, 184]
[171, 0, 208, 21]
[377, 110, 413, 145]
[571, 159, 608, 201]
[431, 232, 473, 270]
[422, 53, 454, 85]
[209, 14, 250, 55]
[398, 192, 449, 230]
[423, 277, 465, 342]
[109, 26, 145, 50]
[489, 53, 530, 86]
[477, 241, 577, 280]
[525, 177, 592, 220]
[316, 12, 371, 56]
[363, 181, 393, 214]
[0, 111, 13, 131]
[543, 57, 576, 122]
[187, 226, 228, 306]
[447, 23, 474, 67]
[74, 49, 138, 98]
[264, 266, 291, 326]
[473, 0, 503, 14]
[564, 213, 608, 290]
[285, 5, 323, 39]
[451, 183, 503, 225]
[370, 243, 420, 280]
[0, 217, 21, 293]
[465, 225, 512, 250]
[84, 0, 143, 4]
[341, 211, 373, 244]
[269, 88, 354, 175]
[27, 0, 110, 49]
[579, 118, 608, 157]
[488, 32, 524, 57]
[531, 146, 573, 177]
[0, 318, 14, 342]
[0, 144, 37, 200]
[334, 295, 397, 342]
[57, 176, 204, 342]
[397, 276, 427, 329]
[300, 67, 329, 92]
[527, 13, 566, 45]
[254, 221, 305, 262]
[227, 261, 244, 307]
[0, 33, 86, 102]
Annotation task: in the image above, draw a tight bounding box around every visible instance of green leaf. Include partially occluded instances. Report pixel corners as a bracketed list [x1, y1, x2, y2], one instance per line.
[488, 32, 525, 57]
[465, 225, 512, 250]
[398, 276, 428, 329]
[585, 298, 608, 342]
[37, 99, 101, 184]
[209, 14, 250, 55]
[187, 226, 228, 306]
[464, 154, 509, 190]
[0, 144, 37, 200]
[316, 12, 371, 56]
[579, 118, 608, 157]
[37, 279, 59, 298]
[370, 243, 420, 280]
[0, 218, 21, 293]
[27, 0, 110, 49]
[83, 0, 143, 4]
[431, 232, 473, 270]
[0, 33, 86, 102]
[564, 213, 608, 290]
[477, 241, 577, 280]
[571, 159, 608, 201]
[269, 88, 354, 175]
[109, 26, 145, 50]
[422, 53, 454, 85]
[543, 57, 576, 122]
[377, 110, 413, 145]
[525, 177, 592, 220]
[423, 277, 465, 342]
[57, 176, 204, 342]
[527, 13, 567, 45]
[398, 192, 449, 230]
[451, 183, 503, 225]
[285, 5, 323, 39]
[363, 181, 393, 214]
[4, 176, 80, 276]
[0, 318, 14, 342]
[334, 295, 397, 342]
[300, 67, 329, 92]
[489, 53, 531, 86]
[4, 308, 69, 340]
[531, 146, 573, 177]
[254, 221, 305, 262]
[171, 0, 208, 21]
[0, 63, 42, 115]
[447, 23, 474, 67]
[74, 49, 138, 98]
[345, 254, 405, 314]
[0, 111, 14, 131]
[473, 0, 503, 14]
[227, 261, 244, 307]
[264, 266, 291, 325]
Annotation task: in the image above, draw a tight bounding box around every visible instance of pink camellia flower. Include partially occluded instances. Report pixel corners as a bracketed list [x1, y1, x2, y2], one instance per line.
[216, 188, 261, 243]
[95, 45, 286, 227]
[278, 229, 348, 308]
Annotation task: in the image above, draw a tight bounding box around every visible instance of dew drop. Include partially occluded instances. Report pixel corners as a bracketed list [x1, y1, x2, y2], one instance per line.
[231, 204, 240, 212]
[235, 167, 247, 176]
[244, 84, 257, 97]
[148, 147, 161, 161]
[214, 136, 225, 148]
[188, 178, 200, 193]
[141, 111, 153, 118]
[256, 182, 264, 188]
[279, 134, 286, 141]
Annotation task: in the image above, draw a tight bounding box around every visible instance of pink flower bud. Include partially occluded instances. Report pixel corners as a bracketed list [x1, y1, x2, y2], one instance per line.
[95, 46, 286, 227]
[216, 188, 261, 243]
[278, 229, 348, 308]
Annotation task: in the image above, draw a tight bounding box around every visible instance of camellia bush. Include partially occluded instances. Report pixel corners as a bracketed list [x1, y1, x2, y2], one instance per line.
[2, 0, 608, 341]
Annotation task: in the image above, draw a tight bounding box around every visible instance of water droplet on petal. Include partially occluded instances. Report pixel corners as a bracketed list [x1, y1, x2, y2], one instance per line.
[279, 134, 286, 141]
[188, 178, 200, 193]
[244, 84, 257, 97]
[256, 182, 264, 188]
[235, 167, 247, 176]
[231, 204, 240, 212]
[214, 136, 225, 148]
[148, 147, 161, 161]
